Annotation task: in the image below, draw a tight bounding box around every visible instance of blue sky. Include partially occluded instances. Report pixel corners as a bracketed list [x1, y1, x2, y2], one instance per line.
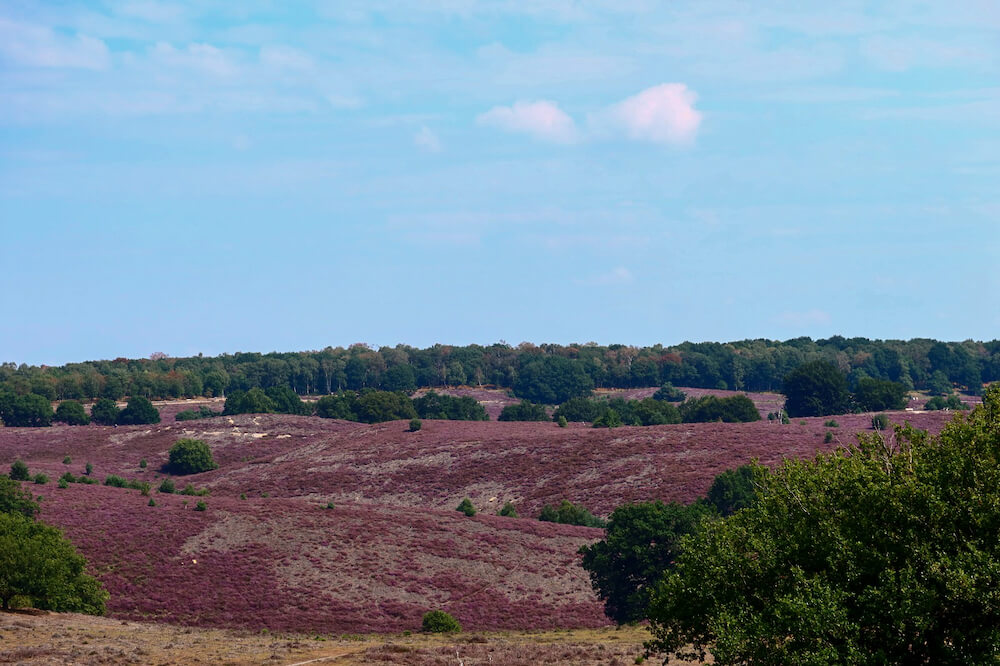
[1, 1, 998, 365]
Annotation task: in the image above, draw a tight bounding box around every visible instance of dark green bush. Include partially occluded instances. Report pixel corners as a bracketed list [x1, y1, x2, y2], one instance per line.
[872, 413, 891, 430]
[498, 502, 518, 518]
[538, 500, 605, 528]
[116, 397, 160, 425]
[167, 439, 217, 475]
[456, 498, 476, 516]
[33, 474, 48, 485]
[54, 400, 90, 425]
[421, 610, 461, 633]
[89, 398, 119, 426]
[10, 460, 30, 481]
[498, 401, 549, 422]
[652, 383, 687, 402]
[103, 475, 127, 488]
[158, 479, 175, 494]
[409, 418, 422, 432]
[194, 501, 207, 511]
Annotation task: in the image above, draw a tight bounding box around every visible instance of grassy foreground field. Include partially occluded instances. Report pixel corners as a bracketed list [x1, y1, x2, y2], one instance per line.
[0, 610, 668, 665]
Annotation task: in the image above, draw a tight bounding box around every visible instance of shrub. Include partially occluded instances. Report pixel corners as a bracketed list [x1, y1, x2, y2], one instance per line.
[0, 476, 39, 518]
[823, 419, 840, 428]
[325, 501, 335, 509]
[593, 409, 623, 428]
[409, 418, 422, 432]
[498, 401, 550, 422]
[59, 472, 76, 484]
[33, 474, 49, 485]
[167, 439, 217, 475]
[824, 431, 834, 443]
[89, 398, 120, 426]
[872, 413, 891, 430]
[652, 383, 687, 402]
[498, 502, 518, 518]
[158, 479, 176, 494]
[925, 394, 968, 411]
[557, 415, 568, 428]
[413, 391, 488, 421]
[85, 462, 93, 476]
[679, 395, 761, 423]
[54, 400, 90, 425]
[147, 498, 156, 507]
[0, 393, 53, 427]
[103, 475, 128, 488]
[194, 501, 207, 512]
[116, 397, 160, 425]
[139, 458, 147, 469]
[57, 478, 69, 490]
[10, 460, 30, 481]
[538, 500, 605, 528]
[62, 456, 72, 465]
[421, 610, 461, 633]
[456, 498, 476, 517]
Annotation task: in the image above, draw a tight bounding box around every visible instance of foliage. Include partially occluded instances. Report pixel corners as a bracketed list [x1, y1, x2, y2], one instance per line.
[557, 415, 568, 428]
[54, 400, 90, 425]
[264, 386, 312, 415]
[0, 392, 53, 427]
[116, 396, 160, 425]
[103, 475, 128, 488]
[32, 473, 48, 485]
[538, 500, 605, 528]
[456, 498, 476, 517]
[314, 392, 357, 419]
[593, 409, 623, 428]
[421, 609, 461, 633]
[408, 418, 422, 432]
[824, 430, 834, 443]
[704, 464, 760, 517]
[175, 405, 220, 421]
[679, 395, 761, 423]
[355, 390, 417, 423]
[498, 400, 550, 422]
[498, 502, 518, 518]
[853, 376, 908, 412]
[580, 501, 715, 625]
[823, 419, 839, 427]
[167, 439, 218, 475]
[782, 360, 851, 417]
[10, 459, 30, 481]
[85, 462, 93, 476]
[925, 394, 967, 411]
[652, 383, 687, 402]
[413, 391, 488, 421]
[646, 384, 1000, 665]
[89, 398, 120, 425]
[552, 396, 605, 422]
[194, 501, 207, 511]
[513, 355, 594, 404]
[871, 413, 890, 430]
[223, 388, 276, 415]
[157, 478, 175, 493]
[0, 512, 108, 613]
[0, 476, 38, 518]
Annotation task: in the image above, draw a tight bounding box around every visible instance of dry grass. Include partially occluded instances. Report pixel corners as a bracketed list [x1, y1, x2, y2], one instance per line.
[0, 611, 693, 665]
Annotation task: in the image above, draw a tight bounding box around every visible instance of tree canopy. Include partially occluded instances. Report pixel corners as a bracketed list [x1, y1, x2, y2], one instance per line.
[167, 439, 218, 475]
[646, 384, 1000, 665]
[782, 360, 852, 417]
[116, 396, 160, 425]
[54, 400, 90, 425]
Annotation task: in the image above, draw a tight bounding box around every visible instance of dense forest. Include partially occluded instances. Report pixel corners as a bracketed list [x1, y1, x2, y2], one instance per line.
[1, 338, 995, 403]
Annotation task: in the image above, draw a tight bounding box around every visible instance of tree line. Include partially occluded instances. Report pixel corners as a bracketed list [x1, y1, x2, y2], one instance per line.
[0, 338, 994, 404]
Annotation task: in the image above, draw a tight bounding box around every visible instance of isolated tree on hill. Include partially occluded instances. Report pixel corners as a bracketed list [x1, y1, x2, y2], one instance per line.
[167, 439, 218, 475]
[89, 398, 120, 425]
[782, 360, 851, 417]
[646, 384, 1000, 664]
[116, 396, 160, 425]
[0, 512, 107, 613]
[54, 400, 90, 426]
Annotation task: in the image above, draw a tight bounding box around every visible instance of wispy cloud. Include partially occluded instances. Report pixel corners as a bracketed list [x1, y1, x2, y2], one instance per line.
[413, 125, 442, 152]
[151, 41, 237, 77]
[477, 100, 578, 143]
[0, 18, 110, 70]
[259, 45, 313, 71]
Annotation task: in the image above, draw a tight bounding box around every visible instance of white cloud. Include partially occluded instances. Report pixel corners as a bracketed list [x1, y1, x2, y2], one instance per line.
[413, 125, 442, 152]
[0, 18, 110, 70]
[259, 45, 314, 71]
[151, 41, 237, 77]
[477, 100, 578, 143]
[598, 83, 702, 146]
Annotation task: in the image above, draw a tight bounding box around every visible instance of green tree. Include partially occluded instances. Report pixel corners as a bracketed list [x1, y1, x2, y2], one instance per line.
[167, 439, 218, 475]
[646, 384, 1000, 665]
[9, 460, 30, 481]
[580, 501, 714, 625]
[0, 512, 108, 613]
[782, 360, 851, 417]
[498, 501, 518, 517]
[116, 396, 160, 425]
[0, 476, 39, 518]
[0, 393, 53, 427]
[538, 500, 605, 527]
[853, 376, 907, 412]
[222, 388, 276, 415]
[456, 498, 476, 516]
[498, 400, 549, 422]
[89, 398, 120, 426]
[54, 400, 90, 425]
[705, 464, 761, 517]
[422, 609, 461, 633]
